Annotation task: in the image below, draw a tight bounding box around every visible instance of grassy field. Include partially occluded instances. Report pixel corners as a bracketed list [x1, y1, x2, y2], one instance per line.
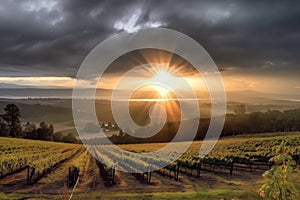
[0, 133, 299, 199]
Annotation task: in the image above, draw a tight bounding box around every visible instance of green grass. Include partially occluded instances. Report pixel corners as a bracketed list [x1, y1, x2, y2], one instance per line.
[71, 189, 260, 200]
[0, 181, 265, 200]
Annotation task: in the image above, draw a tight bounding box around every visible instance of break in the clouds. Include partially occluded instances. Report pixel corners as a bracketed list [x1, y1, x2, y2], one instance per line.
[0, 0, 299, 78]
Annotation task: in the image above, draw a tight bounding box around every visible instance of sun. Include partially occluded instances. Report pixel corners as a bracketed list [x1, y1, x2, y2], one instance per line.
[151, 70, 174, 98]
[153, 70, 173, 85]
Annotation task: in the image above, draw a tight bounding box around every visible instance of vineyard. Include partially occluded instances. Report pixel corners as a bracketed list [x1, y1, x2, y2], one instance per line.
[0, 133, 299, 199]
[94, 133, 300, 181]
[0, 137, 81, 180]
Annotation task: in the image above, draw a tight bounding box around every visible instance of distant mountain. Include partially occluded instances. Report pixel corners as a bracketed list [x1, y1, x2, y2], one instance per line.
[0, 83, 36, 89]
[0, 88, 113, 99]
[226, 90, 300, 103]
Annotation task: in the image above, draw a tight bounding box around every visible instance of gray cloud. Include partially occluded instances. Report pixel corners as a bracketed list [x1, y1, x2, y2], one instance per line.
[0, 0, 299, 77]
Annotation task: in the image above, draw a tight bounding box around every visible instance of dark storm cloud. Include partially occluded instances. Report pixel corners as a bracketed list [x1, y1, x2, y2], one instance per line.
[0, 0, 299, 77]
[0, 0, 142, 77]
[141, 1, 300, 71]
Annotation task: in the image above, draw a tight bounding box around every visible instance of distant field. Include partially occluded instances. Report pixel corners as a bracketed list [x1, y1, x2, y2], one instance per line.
[0, 132, 299, 199]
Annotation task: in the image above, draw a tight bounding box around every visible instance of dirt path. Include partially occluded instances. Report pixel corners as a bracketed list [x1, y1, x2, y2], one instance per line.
[0, 148, 83, 195]
[177, 169, 263, 193]
[73, 157, 137, 196]
[78, 168, 187, 194]
[73, 154, 105, 194]
[18, 148, 84, 195]
[0, 168, 28, 192]
[73, 166, 263, 196]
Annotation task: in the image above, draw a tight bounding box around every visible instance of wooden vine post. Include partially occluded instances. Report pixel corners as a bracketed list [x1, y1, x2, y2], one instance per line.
[27, 166, 35, 185]
[146, 167, 152, 184]
[229, 161, 234, 175]
[111, 167, 115, 185]
[68, 166, 80, 188]
[26, 166, 30, 185]
[174, 164, 180, 181]
[197, 163, 201, 178]
[147, 171, 152, 184]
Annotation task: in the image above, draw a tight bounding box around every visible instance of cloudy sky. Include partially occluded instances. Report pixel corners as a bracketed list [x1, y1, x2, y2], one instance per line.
[0, 0, 299, 94]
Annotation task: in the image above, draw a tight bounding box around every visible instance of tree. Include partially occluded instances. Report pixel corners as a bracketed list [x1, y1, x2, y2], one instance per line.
[53, 132, 63, 142]
[62, 133, 78, 143]
[0, 123, 10, 137]
[48, 124, 54, 135]
[2, 104, 23, 137]
[36, 122, 53, 141]
[23, 122, 37, 139]
[260, 142, 298, 200]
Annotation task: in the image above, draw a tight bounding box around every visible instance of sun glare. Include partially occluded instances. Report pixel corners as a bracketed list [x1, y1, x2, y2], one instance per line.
[153, 85, 170, 96]
[153, 70, 173, 85]
[151, 70, 174, 98]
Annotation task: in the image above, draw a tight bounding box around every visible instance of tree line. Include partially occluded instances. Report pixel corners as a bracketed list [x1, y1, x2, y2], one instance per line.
[222, 107, 300, 136]
[1, 103, 299, 145]
[0, 104, 78, 143]
[100, 106, 300, 144]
